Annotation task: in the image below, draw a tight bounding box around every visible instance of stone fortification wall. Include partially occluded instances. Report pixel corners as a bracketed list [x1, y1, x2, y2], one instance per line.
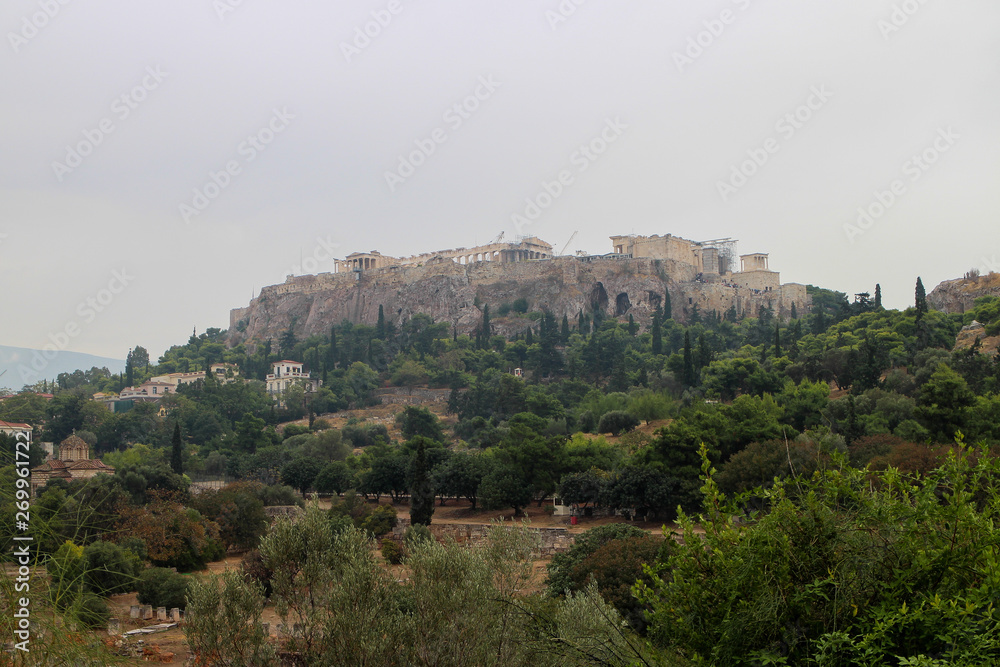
[392, 518, 575, 556]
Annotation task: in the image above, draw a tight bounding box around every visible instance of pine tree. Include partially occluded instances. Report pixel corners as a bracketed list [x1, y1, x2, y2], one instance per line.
[171, 422, 183, 475]
[875, 284, 883, 309]
[663, 290, 672, 320]
[651, 306, 663, 355]
[683, 331, 695, 386]
[376, 305, 386, 339]
[409, 439, 434, 526]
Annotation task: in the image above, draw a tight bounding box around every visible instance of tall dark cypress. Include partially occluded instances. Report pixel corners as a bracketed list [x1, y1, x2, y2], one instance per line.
[376, 305, 386, 339]
[561, 315, 570, 343]
[683, 330, 695, 386]
[874, 284, 883, 310]
[774, 323, 781, 358]
[915, 278, 927, 320]
[663, 289, 672, 320]
[170, 422, 183, 475]
[651, 306, 663, 355]
[409, 439, 434, 526]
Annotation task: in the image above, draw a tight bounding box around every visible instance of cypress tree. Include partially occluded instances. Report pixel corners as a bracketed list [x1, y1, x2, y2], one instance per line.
[915, 278, 927, 320]
[409, 439, 434, 526]
[875, 284, 883, 309]
[561, 314, 570, 343]
[525, 326, 534, 345]
[578, 310, 586, 333]
[628, 314, 636, 336]
[480, 305, 491, 349]
[125, 349, 134, 388]
[774, 323, 781, 358]
[663, 290, 672, 320]
[376, 305, 386, 339]
[170, 422, 183, 475]
[651, 306, 663, 355]
[790, 302, 798, 320]
[697, 334, 712, 369]
[683, 330, 695, 386]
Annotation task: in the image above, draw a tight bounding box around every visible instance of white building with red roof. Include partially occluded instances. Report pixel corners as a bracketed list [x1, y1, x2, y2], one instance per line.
[0, 420, 32, 445]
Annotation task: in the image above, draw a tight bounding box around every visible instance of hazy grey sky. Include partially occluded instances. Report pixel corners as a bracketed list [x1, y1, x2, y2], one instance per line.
[2, 0, 998, 365]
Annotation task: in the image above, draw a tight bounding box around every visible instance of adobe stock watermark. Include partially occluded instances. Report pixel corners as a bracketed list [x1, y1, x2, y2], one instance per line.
[717, 85, 833, 202]
[673, 0, 757, 73]
[214, 0, 250, 22]
[878, 0, 931, 40]
[12, 432, 33, 654]
[340, 0, 407, 64]
[17, 268, 134, 384]
[179, 107, 294, 223]
[843, 126, 959, 244]
[384, 75, 501, 193]
[51, 66, 168, 183]
[511, 117, 628, 235]
[8, 0, 72, 54]
[979, 254, 999, 276]
[545, 0, 588, 31]
[289, 235, 340, 276]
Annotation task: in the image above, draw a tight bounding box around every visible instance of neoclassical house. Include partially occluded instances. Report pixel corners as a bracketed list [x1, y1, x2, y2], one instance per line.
[30, 434, 115, 496]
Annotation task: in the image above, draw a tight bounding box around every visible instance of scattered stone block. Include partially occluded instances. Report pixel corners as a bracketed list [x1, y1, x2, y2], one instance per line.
[169, 607, 181, 621]
[156, 607, 167, 621]
[130, 605, 140, 619]
[142, 605, 153, 620]
[107, 618, 121, 635]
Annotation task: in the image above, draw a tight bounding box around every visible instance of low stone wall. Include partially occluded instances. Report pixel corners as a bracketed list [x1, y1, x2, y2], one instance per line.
[393, 518, 575, 556]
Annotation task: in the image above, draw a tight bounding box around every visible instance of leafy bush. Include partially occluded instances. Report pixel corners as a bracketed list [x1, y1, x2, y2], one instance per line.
[381, 538, 404, 565]
[403, 524, 433, 549]
[82, 540, 142, 597]
[240, 549, 273, 598]
[359, 504, 397, 537]
[76, 593, 111, 629]
[568, 535, 666, 632]
[596, 411, 640, 436]
[282, 424, 312, 439]
[137, 568, 191, 610]
[546, 523, 649, 598]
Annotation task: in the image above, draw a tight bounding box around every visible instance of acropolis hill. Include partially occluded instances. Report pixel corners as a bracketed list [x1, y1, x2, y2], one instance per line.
[227, 234, 810, 347]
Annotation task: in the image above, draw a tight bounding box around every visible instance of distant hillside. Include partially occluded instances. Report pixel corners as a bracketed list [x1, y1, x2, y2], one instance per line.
[0, 345, 125, 389]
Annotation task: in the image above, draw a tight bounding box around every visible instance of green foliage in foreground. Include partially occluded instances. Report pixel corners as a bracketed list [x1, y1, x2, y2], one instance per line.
[184, 505, 672, 667]
[639, 441, 1000, 666]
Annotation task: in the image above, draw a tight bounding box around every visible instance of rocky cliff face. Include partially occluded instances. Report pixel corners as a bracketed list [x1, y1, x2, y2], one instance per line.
[227, 256, 809, 349]
[928, 273, 1000, 314]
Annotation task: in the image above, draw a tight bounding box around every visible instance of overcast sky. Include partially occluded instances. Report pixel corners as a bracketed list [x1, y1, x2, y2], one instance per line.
[2, 0, 998, 367]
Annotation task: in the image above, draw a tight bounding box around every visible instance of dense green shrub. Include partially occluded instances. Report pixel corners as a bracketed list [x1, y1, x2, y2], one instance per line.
[381, 538, 404, 565]
[596, 411, 640, 436]
[137, 568, 191, 610]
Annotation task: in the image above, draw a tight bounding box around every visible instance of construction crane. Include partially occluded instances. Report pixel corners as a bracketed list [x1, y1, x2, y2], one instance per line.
[559, 231, 578, 256]
[487, 231, 504, 245]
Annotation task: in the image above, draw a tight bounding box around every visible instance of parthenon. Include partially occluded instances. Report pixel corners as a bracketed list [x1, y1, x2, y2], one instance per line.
[336, 236, 553, 273]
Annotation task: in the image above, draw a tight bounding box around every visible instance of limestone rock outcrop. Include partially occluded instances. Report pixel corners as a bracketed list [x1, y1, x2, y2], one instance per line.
[227, 256, 810, 350]
[928, 273, 1000, 314]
